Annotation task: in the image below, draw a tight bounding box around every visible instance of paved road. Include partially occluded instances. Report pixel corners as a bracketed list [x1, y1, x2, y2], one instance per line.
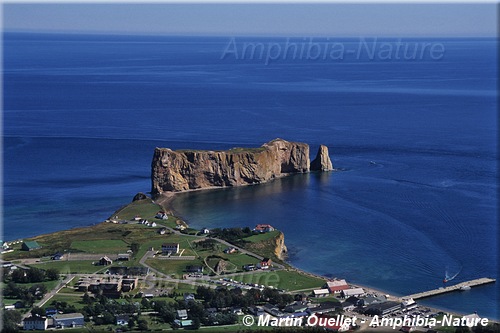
[22, 274, 76, 320]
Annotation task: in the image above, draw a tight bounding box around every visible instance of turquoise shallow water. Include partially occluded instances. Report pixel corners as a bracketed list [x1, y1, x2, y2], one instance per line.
[2, 33, 498, 319]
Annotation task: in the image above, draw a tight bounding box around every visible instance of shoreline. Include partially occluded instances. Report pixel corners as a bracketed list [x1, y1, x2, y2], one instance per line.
[155, 191, 496, 323]
[6, 191, 497, 324]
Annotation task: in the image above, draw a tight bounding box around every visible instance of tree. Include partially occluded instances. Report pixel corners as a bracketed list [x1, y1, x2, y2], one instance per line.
[29, 284, 48, 300]
[11, 269, 28, 283]
[140, 298, 150, 309]
[2, 310, 23, 333]
[31, 306, 45, 317]
[101, 311, 115, 325]
[82, 292, 92, 305]
[131, 243, 140, 254]
[128, 317, 136, 329]
[137, 319, 149, 331]
[191, 317, 201, 330]
[26, 267, 45, 283]
[45, 268, 60, 281]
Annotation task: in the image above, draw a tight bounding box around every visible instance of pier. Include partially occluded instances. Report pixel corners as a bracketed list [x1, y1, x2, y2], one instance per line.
[403, 277, 496, 300]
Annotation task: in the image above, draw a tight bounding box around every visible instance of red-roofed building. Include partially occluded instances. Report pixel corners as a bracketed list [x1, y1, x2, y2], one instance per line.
[324, 279, 349, 294]
[254, 224, 275, 233]
[258, 258, 272, 269]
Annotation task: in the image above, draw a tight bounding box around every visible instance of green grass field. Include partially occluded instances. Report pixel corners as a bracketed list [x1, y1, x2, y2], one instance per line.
[230, 270, 325, 291]
[48, 293, 86, 310]
[112, 198, 164, 221]
[71, 239, 129, 253]
[30, 260, 103, 274]
[243, 230, 280, 243]
[146, 258, 205, 278]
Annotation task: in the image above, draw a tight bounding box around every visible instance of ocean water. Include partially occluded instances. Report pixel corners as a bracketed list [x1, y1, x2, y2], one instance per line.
[3, 33, 498, 319]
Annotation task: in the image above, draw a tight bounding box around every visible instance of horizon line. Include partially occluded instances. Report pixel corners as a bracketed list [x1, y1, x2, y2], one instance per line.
[4, 29, 498, 39]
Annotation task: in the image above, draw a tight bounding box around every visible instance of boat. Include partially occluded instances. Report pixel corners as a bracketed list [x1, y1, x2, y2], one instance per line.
[460, 285, 471, 291]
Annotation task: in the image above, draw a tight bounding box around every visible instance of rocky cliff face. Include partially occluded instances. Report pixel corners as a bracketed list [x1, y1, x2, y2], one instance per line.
[311, 145, 334, 171]
[151, 138, 330, 196]
[274, 231, 288, 261]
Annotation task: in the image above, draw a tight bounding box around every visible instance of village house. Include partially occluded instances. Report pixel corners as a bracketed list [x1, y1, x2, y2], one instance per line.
[243, 264, 256, 271]
[161, 243, 180, 254]
[173, 320, 193, 328]
[358, 294, 386, 307]
[22, 241, 41, 251]
[364, 301, 401, 317]
[116, 315, 130, 326]
[185, 265, 204, 273]
[324, 279, 349, 294]
[177, 309, 188, 320]
[308, 301, 340, 315]
[254, 224, 275, 233]
[312, 289, 330, 298]
[258, 258, 272, 269]
[401, 298, 418, 311]
[117, 253, 130, 261]
[155, 211, 168, 220]
[313, 314, 351, 332]
[51, 252, 64, 260]
[98, 256, 113, 266]
[201, 228, 210, 234]
[263, 303, 282, 317]
[121, 277, 139, 292]
[45, 308, 58, 317]
[248, 306, 266, 316]
[53, 313, 85, 328]
[232, 307, 244, 315]
[341, 287, 365, 298]
[341, 296, 360, 311]
[223, 247, 237, 254]
[284, 302, 309, 314]
[23, 314, 48, 330]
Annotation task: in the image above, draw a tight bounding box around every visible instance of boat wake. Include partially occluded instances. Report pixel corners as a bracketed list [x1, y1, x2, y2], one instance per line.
[443, 266, 462, 283]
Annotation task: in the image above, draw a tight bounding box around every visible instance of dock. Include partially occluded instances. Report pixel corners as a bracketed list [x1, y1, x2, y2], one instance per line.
[403, 277, 496, 300]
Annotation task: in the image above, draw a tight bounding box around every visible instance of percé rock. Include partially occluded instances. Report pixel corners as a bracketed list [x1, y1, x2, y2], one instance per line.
[151, 138, 330, 196]
[310, 145, 334, 172]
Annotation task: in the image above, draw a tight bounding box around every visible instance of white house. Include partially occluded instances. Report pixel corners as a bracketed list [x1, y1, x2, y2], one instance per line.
[23, 315, 48, 330]
[313, 289, 330, 298]
[162, 243, 180, 254]
[177, 309, 188, 320]
[155, 211, 168, 220]
[341, 287, 365, 298]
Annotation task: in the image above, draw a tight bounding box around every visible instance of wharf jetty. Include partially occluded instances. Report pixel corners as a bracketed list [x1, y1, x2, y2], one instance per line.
[403, 277, 496, 300]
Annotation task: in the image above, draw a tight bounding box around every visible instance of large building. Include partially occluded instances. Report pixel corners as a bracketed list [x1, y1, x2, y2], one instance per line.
[324, 279, 349, 293]
[53, 313, 85, 328]
[162, 243, 180, 254]
[22, 241, 42, 251]
[364, 301, 401, 317]
[23, 315, 48, 330]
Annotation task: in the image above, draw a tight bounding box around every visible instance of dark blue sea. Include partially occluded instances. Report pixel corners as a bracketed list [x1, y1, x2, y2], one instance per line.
[3, 33, 498, 319]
